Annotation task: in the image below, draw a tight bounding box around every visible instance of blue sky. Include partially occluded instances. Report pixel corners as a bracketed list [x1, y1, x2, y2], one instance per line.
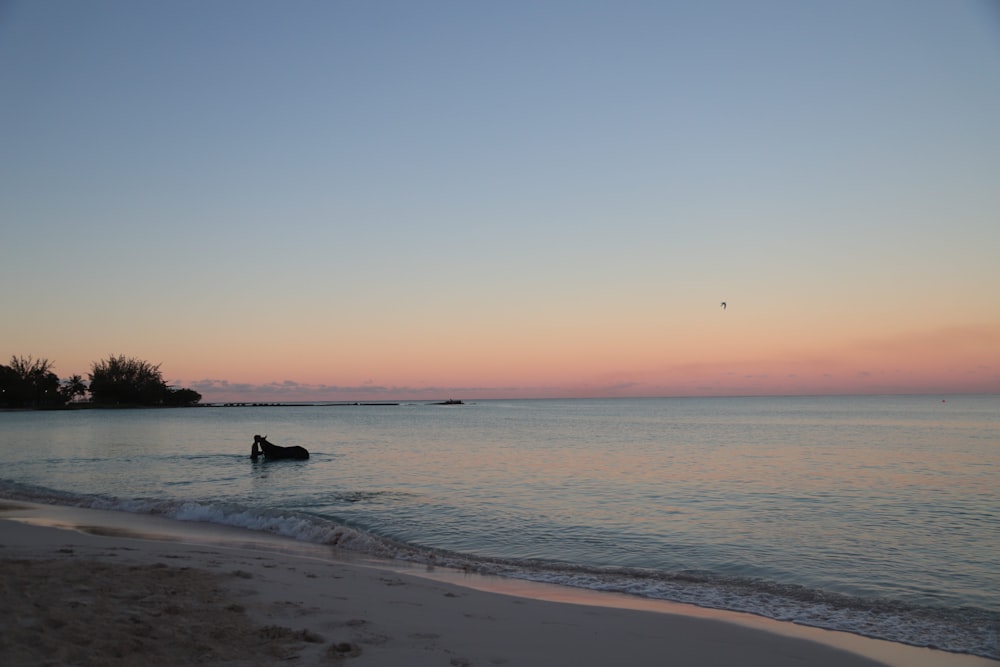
[2, 1, 998, 400]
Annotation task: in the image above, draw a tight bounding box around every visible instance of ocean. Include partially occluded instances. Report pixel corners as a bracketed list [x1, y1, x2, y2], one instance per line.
[1, 395, 997, 659]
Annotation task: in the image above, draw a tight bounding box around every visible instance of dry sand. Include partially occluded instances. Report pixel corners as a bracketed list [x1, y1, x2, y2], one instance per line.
[0, 502, 993, 667]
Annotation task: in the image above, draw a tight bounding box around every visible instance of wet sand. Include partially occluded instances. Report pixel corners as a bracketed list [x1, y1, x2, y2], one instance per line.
[1, 502, 993, 667]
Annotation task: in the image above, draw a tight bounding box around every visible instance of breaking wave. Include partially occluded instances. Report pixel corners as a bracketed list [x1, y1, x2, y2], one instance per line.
[1, 480, 996, 660]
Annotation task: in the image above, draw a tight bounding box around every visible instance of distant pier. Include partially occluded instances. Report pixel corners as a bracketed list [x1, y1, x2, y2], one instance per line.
[212, 402, 401, 408]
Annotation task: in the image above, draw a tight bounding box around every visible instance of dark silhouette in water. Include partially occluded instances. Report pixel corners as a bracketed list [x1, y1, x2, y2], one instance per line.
[250, 434, 309, 461]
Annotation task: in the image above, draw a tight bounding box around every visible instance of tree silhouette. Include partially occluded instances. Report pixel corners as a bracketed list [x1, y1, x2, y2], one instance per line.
[88, 355, 169, 405]
[1, 354, 201, 408]
[164, 387, 202, 406]
[0, 355, 62, 407]
[61, 374, 88, 403]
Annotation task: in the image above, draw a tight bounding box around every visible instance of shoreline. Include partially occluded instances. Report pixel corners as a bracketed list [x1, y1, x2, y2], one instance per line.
[1, 501, 994, 667]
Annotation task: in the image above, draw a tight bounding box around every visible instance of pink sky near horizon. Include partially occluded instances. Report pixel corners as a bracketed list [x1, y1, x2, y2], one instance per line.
[17, 320, 996, 403]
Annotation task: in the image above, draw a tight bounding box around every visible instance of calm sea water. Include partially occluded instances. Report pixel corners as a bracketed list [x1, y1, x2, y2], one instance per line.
[1, 396, 997, 658]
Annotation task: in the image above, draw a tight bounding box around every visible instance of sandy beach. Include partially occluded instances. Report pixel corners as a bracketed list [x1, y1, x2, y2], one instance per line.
[0, 502, 993, 667]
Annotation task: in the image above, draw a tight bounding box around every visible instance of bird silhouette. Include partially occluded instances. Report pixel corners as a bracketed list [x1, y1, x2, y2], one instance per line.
[720, 302, 727, 310]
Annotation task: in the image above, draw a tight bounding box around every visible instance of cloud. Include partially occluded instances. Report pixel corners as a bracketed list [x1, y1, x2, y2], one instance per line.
[179, 323, 1000, 401]
[185, 379, 540, 402]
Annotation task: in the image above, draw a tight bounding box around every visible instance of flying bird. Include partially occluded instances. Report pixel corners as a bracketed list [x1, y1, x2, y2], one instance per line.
[720, 301, 727, 310]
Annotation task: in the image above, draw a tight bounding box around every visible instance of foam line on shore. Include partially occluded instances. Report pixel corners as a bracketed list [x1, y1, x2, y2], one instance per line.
[1, 501, 995, 667]
[3, 482, 995, 660]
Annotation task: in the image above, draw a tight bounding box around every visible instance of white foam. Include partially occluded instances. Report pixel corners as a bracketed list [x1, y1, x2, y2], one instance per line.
[1, 482, 996, 660]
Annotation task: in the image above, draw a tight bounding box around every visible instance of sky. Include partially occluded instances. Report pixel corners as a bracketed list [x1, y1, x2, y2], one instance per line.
[2, 0, 999, 402]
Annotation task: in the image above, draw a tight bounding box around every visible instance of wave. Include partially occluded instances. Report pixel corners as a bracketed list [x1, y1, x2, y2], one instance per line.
[1, 480, 996, 660]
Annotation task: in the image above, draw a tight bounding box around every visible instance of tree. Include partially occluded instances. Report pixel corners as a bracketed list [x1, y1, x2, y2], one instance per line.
[88, 355, 169, 405]
[0, 355, 62, 408]
[163, 387, 202, 406]
[0, 364, 19, 407]
[61, 374, 89, 403]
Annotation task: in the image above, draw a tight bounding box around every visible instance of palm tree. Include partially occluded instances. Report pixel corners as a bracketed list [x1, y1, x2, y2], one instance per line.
[61, 374, 88, 403]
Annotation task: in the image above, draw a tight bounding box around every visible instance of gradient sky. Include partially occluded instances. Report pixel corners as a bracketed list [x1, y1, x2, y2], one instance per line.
[2, 0, 999, 402]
